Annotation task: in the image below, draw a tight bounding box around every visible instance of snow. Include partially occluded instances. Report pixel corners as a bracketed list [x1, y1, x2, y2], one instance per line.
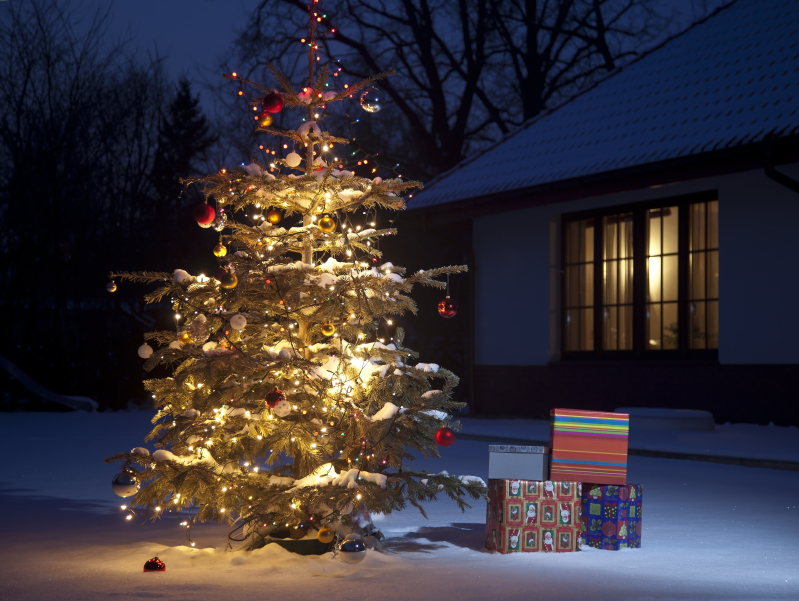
[2, 411, 799, 600]
[370, 402, 400, 422]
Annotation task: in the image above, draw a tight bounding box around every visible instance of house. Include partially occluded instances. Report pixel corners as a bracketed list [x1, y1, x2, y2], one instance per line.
[410, 0, 799, 424]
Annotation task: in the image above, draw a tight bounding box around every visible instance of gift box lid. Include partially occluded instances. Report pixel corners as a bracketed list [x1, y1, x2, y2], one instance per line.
[488, 444, 550, 454]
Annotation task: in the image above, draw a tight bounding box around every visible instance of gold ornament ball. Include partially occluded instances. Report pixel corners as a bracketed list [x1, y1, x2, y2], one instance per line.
[213, 244, 228, 257]
[179, 331, 193, 344]
[106, 281, 117, 293]
[267, 209, 282, 224]
[318, 215, 336, 233]
[258, 112, 273, 127]
[321, 323, 336, 337]
[317, 527, 335, 544]
[220, 273, 239, 289]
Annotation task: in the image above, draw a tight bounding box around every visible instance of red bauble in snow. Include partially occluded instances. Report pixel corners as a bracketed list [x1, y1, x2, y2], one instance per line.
[437, 296, 458, 318]
[262, 92, 284, 113]
[194, 204, 215, 226]
[143, 556, 165, 572]
[435, 427, 456, 447]
[265, 389, 286, 408]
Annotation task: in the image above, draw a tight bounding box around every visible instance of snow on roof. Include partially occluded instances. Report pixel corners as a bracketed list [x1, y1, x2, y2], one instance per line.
[412, 0, 799, 209]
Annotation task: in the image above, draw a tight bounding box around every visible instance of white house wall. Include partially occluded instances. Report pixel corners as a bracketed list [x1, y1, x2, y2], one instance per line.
[472, 164, 799, 366]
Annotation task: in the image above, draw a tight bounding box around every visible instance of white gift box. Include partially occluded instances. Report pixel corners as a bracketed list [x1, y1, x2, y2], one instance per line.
[488, 444, 550, 480]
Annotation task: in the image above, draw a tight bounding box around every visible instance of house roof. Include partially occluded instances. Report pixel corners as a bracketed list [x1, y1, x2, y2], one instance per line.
[412, 0, 799, 210]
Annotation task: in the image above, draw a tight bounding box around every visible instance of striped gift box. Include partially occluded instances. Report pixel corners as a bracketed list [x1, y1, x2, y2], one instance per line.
[549, 409, 629, 485]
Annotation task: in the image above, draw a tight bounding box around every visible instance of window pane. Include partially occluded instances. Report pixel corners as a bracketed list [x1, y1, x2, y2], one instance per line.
[567, 309, 580, 351]
[567, 221, 579, 263]
[691, 203, 706, 251]
[619, 215, 634, 259]
[647, 212, 661, 256]
[581, 308, 594, 351]
[663, 255, 679, 301]
[647, 257, 661, 302]
[708, 201, 719, 249]
[690, 301, 706, 349]
[707, 300, 719, 349]
[583, 220, 595, 262]
[567, 266, 579, 307]
[663, 206, 679, 255]
[647, 304, 661, 349]
[619, 259, 633, 304]
[619, 305, 633, 350]
[605, 261, 617, 305]
[604, 218, 617, 260]
[663, 302, 678, 350]
[691, 251, 706, 300]
[604, 307, 617, 351]
[584, 264, 594, 306]
[708, 250, 719, 299]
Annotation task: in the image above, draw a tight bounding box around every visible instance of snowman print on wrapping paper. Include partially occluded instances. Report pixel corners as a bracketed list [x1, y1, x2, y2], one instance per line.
[543, 481, 556, 498]
[525, 502, 537, 524]
[542, 530, 555, 552]
[559, 503, 571, 526]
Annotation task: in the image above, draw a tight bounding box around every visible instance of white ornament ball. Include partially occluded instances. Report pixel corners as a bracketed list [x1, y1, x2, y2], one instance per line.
[138, 343, 153, 359]
[285, 152, 302, 168]
[230, 314, 247, 330]
[273, 400, 291, 418]
[169, 340, 183, 349]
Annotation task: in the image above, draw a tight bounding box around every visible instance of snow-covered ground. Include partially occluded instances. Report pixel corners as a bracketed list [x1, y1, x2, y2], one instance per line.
[1, 411, 798, 600]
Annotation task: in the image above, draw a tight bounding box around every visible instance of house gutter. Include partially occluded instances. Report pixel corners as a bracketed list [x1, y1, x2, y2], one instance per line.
[765, 163, 799, 195]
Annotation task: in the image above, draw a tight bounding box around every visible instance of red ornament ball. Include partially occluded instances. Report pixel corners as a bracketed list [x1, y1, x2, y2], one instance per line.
[214, 268, 228, 282]
[194, 204, 215, 225]
[143, 556, 165, 572]
[437, 296, 458, 318]
[435, 427, 456, 447]
[265, 389, 286, 408]
[262, 92, 284, 113]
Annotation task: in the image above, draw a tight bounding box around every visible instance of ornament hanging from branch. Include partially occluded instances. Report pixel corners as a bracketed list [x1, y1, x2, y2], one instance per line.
[437, 274, 458, 318]
[360, 87, 382, 113]
[262, 91, 284, 113]
[194, 204, 215, 227]
[106, 281, 117, 293]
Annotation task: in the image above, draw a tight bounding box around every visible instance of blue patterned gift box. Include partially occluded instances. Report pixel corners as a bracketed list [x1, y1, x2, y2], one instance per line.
[580, 483, 643, 550]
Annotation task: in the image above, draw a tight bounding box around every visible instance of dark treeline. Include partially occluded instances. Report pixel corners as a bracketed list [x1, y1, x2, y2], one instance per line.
[0, 1, 216, 410]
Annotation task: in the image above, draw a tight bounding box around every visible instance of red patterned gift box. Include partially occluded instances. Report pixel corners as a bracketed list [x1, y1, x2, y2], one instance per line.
[485, 479, 583, 553]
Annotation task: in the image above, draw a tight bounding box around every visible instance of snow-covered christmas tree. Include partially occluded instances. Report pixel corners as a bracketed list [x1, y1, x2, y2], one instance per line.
[106, 6, 485, 552]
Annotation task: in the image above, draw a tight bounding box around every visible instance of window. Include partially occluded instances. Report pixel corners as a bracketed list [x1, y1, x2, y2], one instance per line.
[562, 193, 718, 359]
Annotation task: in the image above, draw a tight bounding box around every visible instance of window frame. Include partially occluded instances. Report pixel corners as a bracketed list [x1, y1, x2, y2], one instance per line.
[560, 190, 718, 361]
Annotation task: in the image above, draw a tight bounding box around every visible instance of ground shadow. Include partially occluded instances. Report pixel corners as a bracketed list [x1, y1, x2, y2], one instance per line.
[386, 522, 487, 553]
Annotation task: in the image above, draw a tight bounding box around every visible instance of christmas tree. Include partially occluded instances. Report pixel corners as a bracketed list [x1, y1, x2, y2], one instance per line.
[106, 8, 485, 551]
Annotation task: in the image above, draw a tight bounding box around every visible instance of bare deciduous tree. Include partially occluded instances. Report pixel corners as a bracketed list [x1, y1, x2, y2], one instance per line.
[221, 0, 693, 179]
